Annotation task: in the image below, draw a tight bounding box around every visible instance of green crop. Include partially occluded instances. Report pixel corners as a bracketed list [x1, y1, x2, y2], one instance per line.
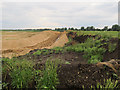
[2, 58, 35, 88]
[36, 59, 60, 90]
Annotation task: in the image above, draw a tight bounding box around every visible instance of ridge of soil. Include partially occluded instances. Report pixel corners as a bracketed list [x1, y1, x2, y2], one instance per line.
[2, 31, 68, 58]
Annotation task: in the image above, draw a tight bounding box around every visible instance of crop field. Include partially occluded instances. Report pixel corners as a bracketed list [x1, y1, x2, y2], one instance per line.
[69, 31, 120, 38]
[1, 30, 120, 89]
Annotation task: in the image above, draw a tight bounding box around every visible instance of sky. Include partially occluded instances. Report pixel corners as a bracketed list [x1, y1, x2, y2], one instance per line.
[1, 0, 119, 29]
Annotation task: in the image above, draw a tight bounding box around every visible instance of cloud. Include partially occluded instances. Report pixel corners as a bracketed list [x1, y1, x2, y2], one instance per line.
[2, 2, 118, 29]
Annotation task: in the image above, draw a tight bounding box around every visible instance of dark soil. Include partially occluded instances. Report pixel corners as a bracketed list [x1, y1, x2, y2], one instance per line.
[57, 63, 120, 89]
[16, 48, 120, 89]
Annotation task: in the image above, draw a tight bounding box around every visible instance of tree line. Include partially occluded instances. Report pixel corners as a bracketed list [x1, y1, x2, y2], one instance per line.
[2, 24, 120, 31]
[54, 24, 120, 31]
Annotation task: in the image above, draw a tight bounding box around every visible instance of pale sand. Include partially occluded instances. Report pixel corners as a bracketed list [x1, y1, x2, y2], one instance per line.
[1, 31, 68, 58]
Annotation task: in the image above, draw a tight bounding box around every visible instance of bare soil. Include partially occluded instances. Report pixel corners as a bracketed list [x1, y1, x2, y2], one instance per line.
[1, 31, 68, 58]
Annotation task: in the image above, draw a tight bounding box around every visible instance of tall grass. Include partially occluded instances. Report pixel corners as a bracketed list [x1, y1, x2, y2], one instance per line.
[2, 58, 35, 88]
[36, 59, 60, 90]
[82, 78, 118, 89]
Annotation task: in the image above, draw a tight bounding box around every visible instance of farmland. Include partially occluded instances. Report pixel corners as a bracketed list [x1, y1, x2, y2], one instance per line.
[1, 30, 120, 89]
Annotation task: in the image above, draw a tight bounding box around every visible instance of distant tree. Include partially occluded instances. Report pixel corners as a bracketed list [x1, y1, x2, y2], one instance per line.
[103, 26, 108, 31]
[86, 27, 91, 31]
[75, 28, 78, 30]
[112, 24, 120, 31]
[64, 27, 67, 30]
[70, 27, 74, 30]
[96, 28, 101, 31]
[90, 26, 95, 31]
[81, 27, 84, 30]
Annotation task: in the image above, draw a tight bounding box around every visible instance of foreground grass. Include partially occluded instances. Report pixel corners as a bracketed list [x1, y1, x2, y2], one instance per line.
[2, 58, 60, 89]
[82, 78, 118, 89]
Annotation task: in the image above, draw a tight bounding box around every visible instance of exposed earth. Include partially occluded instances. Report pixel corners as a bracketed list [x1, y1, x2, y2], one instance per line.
[1, 31, 68, 58]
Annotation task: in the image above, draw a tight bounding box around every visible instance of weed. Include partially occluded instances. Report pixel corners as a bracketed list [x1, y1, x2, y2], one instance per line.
[82, 78, 118, 89]
[33, 50, 42, 55]
[65, 37, 106, 64]
[53, 47, 64, 54]
[2, 58, 35, 88]
[108, 43, 117, 52]
[96, 78, 118, 89]
[36, 59, 60, 90]
[65, 61, 71, 64]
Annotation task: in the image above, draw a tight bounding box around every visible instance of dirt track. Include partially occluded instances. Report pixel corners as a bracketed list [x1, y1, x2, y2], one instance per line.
[1, 31, 68, 58]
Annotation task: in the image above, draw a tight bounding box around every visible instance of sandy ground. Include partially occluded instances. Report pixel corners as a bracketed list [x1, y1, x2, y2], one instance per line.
[1, 31, 68, 58]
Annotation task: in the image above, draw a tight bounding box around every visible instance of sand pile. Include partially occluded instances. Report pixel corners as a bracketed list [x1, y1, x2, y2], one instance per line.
[1, 31, 68, 58]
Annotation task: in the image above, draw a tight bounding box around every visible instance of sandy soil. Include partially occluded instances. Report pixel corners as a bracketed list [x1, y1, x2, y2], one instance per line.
[1, 31, 68, 58]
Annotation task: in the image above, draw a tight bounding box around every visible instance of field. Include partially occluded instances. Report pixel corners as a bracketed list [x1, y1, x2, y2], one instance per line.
[1, 30, 120, 89]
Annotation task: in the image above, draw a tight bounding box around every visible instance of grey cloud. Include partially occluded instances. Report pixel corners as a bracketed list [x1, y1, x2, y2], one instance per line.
[2, 2, 118, 29]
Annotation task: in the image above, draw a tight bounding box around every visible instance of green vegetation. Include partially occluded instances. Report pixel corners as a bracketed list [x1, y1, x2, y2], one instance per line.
[82, 78, 118, 89]
[1, 24, 120, 32]
[33, 49, 51, 55]
[75, 31, 119, 39]
[33, 47, 64, 56]
[36, 59, 60, 90]
[93, 78, 118, 89]
[65, 37, 106, 63]
[1, 29, 52, 32]
[52, 47, 64, 54]
[108, 43, 117, 52]
[2, 58, 35, 88]
[65, 61, 71, 64]
[2, 58, 60, 89]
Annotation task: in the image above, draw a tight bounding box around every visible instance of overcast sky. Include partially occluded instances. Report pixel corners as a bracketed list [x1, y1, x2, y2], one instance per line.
[2, 1, 118, 29]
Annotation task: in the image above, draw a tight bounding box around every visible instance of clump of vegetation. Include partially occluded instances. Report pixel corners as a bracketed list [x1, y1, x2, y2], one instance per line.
[65, 61, 71, 64]
[108, 43, 117, 52]
[94, 78, 118, 89]
[2, 57, 60, 89]
[65, 37, 106, 63]
[36, 59, 60, 89]
[53, 47, 64, 54]
[2, 58, 35, 88]
[82, 78, 118, 89]
[33, 49, 51, 55]
[33, 47, 64, 56]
